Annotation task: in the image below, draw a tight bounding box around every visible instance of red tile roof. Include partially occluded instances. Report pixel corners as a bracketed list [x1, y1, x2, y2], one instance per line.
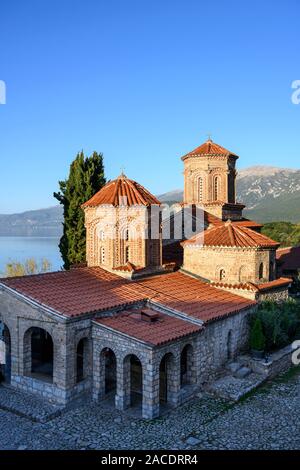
[0, 267, 148, 317]
[233, 219, 263, 230]
[0, 268, 255, 323]
[94, 308, 202, 346]
[82, 173, 160, 207]
[182, 139, 238, 161]
[134, 271, 255, 323]
[256, 277, 292, 292]
[182, 220, 279, 249]
[211, 277, 291, 293]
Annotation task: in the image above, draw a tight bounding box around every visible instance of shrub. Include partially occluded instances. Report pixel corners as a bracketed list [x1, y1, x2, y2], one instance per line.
[250, 318, 266, 351]
[250, 300, 300, 352]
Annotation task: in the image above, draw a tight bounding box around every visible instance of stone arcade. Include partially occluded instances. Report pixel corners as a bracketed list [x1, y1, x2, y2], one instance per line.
[0, 138, 292, 419]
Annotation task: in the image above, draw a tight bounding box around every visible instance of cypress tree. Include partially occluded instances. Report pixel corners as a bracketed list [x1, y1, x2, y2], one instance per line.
[54, 151, 105, 269]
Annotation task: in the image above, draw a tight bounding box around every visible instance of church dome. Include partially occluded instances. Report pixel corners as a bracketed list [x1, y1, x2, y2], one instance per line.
[82, 173, 161, 207]
[181, 138, 238, 161]
[182, 220, 280, 249]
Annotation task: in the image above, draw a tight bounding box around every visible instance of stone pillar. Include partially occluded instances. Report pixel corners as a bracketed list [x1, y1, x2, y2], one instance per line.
[115, 356, 131, 411]
[142, 362, 160, 420]
[167, 354, 181, 407]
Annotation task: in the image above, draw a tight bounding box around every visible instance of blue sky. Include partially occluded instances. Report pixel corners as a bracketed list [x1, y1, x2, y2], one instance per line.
[0, 0, 299, 213]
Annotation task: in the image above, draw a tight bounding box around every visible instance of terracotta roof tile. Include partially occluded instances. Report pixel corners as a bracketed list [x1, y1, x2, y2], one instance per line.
[182, 220, 279, 249]
[256, 277, 292, 292]
[0, 267, 148, 317]
[182, 139, 238, 161]
[1, 268, 255, 323]
[134, 271, 255, 323]
[94, 309, 202, 346]
[82, 173, 160, 207]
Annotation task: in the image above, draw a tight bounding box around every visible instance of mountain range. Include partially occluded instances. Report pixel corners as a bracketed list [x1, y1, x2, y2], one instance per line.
[1, 165, 300, 236]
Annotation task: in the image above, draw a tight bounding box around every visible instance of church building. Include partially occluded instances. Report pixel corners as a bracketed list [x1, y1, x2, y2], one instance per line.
[0, 138, 291, 419]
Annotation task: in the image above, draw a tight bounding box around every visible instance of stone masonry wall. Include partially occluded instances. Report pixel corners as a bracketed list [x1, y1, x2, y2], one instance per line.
[0, 286, 93, 404]
[183, 246, 274, 284]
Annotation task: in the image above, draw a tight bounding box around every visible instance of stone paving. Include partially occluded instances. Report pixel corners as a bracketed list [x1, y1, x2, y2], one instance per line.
[0, 367, 300, 450]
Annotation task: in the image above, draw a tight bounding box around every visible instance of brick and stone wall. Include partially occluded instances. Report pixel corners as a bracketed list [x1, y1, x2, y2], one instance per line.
[0, 287, 93, 404]
[183, 246, 276, 285]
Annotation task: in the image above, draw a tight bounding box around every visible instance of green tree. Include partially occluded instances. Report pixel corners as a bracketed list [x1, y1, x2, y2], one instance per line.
[5, 258, 52, 277]
[250, 318, 266, 351]
[54, 151, 105, 269]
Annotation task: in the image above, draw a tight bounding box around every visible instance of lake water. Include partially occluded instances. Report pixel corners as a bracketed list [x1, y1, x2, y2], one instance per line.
[0, 237, 62, 276]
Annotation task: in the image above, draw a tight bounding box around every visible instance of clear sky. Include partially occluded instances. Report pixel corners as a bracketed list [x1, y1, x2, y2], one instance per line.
[0, 0, 299, 213]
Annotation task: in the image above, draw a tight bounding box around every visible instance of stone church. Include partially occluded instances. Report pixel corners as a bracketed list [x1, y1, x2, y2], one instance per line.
[0, 138, 291, 419]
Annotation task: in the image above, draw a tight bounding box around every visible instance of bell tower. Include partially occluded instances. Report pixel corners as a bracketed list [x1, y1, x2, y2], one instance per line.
[182, 138, 244, 220]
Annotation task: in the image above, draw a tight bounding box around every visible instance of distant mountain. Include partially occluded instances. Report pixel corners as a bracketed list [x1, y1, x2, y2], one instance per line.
[158, 165, 300, 223]
[0, 206, 63, 236]
[1, 165, 300, 236]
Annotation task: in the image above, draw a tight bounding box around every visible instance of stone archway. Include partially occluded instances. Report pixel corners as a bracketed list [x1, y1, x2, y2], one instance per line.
[76, 337, 90, 383]
[180, 344, 195, 387]
[0, 322, 11, 384]
[100, 347, 117, 396]
[123, 354, 143, 409]
[24, 327, 54, 382]
[159, 352, 176, 407]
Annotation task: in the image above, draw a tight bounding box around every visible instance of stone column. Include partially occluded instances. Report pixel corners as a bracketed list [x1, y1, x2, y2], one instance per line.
[142, 362, 160, 420]
[167, 353, 181, 407]
[115, 356, 131, 411]
[92, 346, 104, 401]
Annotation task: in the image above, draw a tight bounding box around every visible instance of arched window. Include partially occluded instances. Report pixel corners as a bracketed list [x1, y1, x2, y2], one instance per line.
[125, 229, 129, 241]
[198, 177, 203, 202]
[24, 327, 54, 382]
[99, 230, 105, 241]
[259, 263, 264, 280]
[125, 246, 130, 263]
[220, 269, 226, 281]
[213, 176, 220, 201]
[100, 247, 105, 264]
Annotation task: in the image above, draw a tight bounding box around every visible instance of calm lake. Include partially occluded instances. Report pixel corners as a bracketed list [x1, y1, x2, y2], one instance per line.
[0, 237, 62, 276]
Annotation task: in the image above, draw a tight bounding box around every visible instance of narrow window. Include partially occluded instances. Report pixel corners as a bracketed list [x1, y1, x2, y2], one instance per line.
[198, 177, 203, 202]
[220, 269, 226, 281]
[214, 176, 220, 201]
[259, 263, 264, 280]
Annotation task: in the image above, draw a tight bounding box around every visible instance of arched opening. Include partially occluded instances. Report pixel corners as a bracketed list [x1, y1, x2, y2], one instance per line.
[259, 262, 264, 280]
[239, 265, 248, 283]
[198, 177, 203, 203]
[102, 348, 117, 395]
[227, 330, 234, 360]
[220, 269, 226, 281]
[0, 323, 11, 384]
[25, 327, 54, 382]
[213, 176, 220, 201]
[76, 338, 89, 383]
[159, 353, 175, 405]
[126, 354, 142, 408]
[180, 344, 194, 387]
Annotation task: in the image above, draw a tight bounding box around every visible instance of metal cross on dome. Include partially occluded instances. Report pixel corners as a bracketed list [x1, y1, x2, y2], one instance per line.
[206, 133, 213, 142]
